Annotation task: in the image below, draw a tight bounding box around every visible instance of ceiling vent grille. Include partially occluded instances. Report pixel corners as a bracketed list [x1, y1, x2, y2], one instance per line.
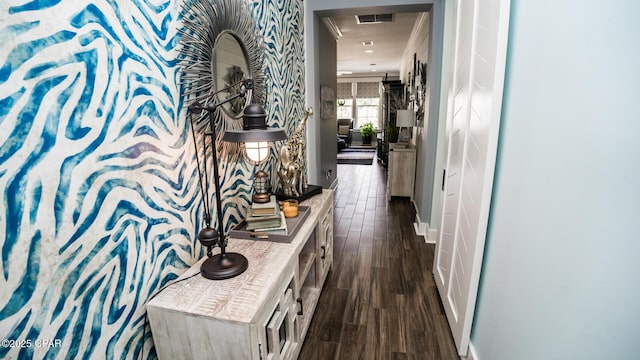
[355, 14, 394, 24]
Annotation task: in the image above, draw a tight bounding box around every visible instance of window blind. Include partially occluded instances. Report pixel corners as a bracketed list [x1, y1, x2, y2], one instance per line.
[354, 82, 380, 99]
[337, 83, 352, 99]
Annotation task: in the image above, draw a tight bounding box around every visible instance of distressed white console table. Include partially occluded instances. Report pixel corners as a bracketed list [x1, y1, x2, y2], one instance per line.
[147, 189, 334, 360]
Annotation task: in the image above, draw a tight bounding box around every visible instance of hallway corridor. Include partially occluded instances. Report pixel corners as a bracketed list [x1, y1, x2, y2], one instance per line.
[298, 161, 458, 359]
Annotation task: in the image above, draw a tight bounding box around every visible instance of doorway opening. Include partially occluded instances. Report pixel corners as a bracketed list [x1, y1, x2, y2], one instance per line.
[307, 3, 443, 232]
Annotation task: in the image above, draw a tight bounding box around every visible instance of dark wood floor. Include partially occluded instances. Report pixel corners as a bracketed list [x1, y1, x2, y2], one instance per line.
[298, 160, 458, 360]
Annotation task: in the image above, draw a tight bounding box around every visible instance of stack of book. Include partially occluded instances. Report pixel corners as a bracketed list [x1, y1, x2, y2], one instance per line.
[246, 196, 288, 235]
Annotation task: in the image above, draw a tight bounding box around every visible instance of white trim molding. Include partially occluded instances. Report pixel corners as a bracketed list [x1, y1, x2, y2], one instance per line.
[321, 17, 342, 41]
[427, 228, 438, 244]
[405, 12, 430, 58]
[413, 212, 438, 244]
[462, 342, 479, 360]
[413, 211, 437, 244]
[413, 203, 438, 244]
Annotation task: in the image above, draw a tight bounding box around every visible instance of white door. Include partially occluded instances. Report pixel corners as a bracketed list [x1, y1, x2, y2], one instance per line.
[433, 0, 510, 355]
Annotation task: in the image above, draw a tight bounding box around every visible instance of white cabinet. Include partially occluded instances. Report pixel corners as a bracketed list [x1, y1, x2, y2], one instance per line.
[295, 199, 332, 341]
[261, 271, 299, 360]
[387, 143, 417, 201]
[146, 190, 334, 360]
[317, 204, 333, 285]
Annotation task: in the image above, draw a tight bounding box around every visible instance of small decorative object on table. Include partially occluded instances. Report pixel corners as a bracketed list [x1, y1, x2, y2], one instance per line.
[245, 195, 286, 236]
[249, 195, 279, 217]
[276, 107, 323, 201]
[252, 170, 271, 203]
[396, 109, 415, 146]
[247, 211, 288, 235]
[231, 205, 311, 243]
[282, 199, 299, 218]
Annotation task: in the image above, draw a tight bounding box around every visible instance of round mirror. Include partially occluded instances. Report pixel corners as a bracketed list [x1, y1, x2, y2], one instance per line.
[213, 31, 251, 118]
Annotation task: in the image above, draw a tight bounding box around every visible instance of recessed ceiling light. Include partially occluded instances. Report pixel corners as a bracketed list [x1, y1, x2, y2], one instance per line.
[362, 40, 374, 46]
[365, 50, 374, 53]
[337, 71, 353, 76]
[371, 69, 377, 72]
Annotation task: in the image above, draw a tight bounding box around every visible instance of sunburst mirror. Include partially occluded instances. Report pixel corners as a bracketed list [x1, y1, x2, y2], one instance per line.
[178, 0, 265, 155]
[214, 31, 250, 117]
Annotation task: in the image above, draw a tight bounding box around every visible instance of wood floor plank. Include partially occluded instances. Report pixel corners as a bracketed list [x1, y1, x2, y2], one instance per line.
[434, 314, 459, 359]
[297, 336, 338, 360]
[343, 293, 368, 326]
[337, 323, 367, 360]
[375, 204, 388, 218]
[336, 230, 360, 289]
[388, 256, 407, 295]
[374, 218, 387, 236]
[355, 243, 373, 279]
[370, 266, 391, 309]
[372, 236, 390, 269]
[386, 231, 403, 259]
[408, 329, 438, 360]
[350, 213, 365, 233]
[307, 286, 349, 343]
[342, 203, 356, 219]
[363, 308, 389, 360]
[360, 222, 375, 246]
[390, 352, 410, 360]
[387, 294, 409, 354]
[335, 217, 351, 238]
[343, 276, 370, 325]
[406, 289, 435, 333]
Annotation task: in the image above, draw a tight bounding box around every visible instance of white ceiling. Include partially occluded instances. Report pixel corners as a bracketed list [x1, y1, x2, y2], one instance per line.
[328, 12, 422, 78]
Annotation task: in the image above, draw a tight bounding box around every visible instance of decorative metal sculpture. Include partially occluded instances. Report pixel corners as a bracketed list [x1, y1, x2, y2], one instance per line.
[277, 108, 313, 197]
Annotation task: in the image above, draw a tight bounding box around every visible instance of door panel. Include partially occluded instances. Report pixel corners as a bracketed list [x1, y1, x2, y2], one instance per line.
[435, 0, 467, 291]
[434, 0, 510, 355]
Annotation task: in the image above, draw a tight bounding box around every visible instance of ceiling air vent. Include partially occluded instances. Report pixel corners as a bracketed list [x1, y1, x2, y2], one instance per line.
[355, 14, 394, 24]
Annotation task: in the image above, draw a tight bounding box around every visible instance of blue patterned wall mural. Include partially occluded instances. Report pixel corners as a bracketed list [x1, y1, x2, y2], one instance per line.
[0, 0, 305, 358]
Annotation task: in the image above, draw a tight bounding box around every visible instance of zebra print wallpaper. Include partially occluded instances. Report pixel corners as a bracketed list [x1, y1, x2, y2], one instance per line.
[0, 0, 305, 358]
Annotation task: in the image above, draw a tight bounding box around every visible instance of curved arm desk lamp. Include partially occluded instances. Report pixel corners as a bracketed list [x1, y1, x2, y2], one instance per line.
[188, 79, 287, 280]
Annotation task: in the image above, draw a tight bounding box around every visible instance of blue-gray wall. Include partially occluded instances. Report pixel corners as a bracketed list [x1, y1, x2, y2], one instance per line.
[471, 1, 640, 359]
[0, 0, 305, 358]
[314, 17, 337, 188]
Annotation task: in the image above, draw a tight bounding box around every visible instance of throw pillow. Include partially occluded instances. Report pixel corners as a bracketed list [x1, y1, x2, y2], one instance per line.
[338, 125, 350, 135]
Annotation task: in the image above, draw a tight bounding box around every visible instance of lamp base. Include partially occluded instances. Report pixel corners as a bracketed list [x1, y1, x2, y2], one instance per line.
[201, 252, 249, 280]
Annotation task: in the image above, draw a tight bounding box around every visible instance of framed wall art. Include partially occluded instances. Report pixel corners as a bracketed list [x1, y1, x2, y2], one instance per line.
[320, 84, 335, 119]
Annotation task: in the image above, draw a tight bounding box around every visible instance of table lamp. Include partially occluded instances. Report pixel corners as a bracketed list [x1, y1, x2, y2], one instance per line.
[188, 79, 287, 280]
[396, 109, 415, 145]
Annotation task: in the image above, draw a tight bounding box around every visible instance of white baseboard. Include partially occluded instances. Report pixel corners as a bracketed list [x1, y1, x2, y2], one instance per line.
[462, 342, 478, 360]
[413, 204, 437, 244]
[427, 228, 438, 244]
[413, 221, 427, 237]
[413, 214, 433, 244]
